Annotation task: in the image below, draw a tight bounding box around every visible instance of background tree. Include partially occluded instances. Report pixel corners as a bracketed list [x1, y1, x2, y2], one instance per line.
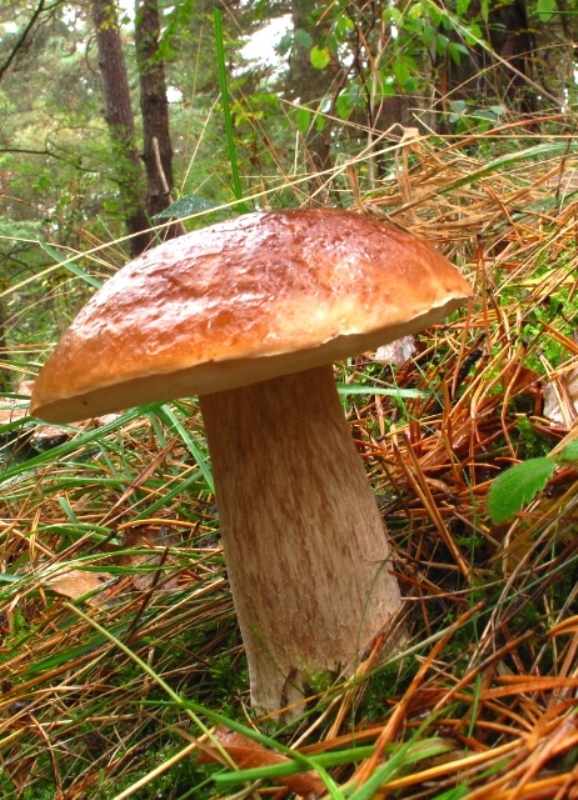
[91, 0, 151, 255]
[135, 0, 177, 227]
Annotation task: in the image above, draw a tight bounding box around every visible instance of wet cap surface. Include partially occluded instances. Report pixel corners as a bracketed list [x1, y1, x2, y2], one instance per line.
[31, 209, 472, 423]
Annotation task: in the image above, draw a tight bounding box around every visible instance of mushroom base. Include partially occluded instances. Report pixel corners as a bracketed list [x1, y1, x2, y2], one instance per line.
[200, 365, 403, 719]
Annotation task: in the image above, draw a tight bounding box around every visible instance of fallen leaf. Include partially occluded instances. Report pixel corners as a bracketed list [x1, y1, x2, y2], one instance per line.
[197, 726, 325, 797]
[374, 335, 416, 365]
[544, 368, 578, 427]
[42, 568, 113, 604]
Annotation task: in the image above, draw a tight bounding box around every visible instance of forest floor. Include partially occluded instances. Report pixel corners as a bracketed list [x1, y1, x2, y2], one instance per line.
[1, 120, 578, 799]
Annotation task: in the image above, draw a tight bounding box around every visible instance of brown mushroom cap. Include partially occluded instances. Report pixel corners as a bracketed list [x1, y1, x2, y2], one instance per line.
[31, 209, 472, 423]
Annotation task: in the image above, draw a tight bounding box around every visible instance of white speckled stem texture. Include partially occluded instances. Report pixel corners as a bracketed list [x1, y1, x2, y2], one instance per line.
[200, 365, 403, 718]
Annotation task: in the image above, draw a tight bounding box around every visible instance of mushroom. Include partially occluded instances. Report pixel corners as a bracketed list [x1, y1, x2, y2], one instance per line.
[30, 209, 472, 718]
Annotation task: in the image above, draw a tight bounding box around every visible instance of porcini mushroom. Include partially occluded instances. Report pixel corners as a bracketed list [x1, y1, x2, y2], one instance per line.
[30, 209, 472, 718]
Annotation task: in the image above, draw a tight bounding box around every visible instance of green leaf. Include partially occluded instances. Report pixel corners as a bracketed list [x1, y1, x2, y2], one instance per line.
[336, 93, 353, 119]
[536, 0, 556, 21]
[332, 14, 354, 42]
[315, 113, 327, 131]
[488, 457, 556, 524]
[464, 22, 484, 46]
[310, 44, 330, 69]
[435, 33, 450, 56]
[554, 440, 578, 466]
[153, 194, 218, 219]
[276, 32, 293, 56]
[449, 41, 467, 65]
[296, 106, 312, 133]
[294, 28, 313, 49]
[383, 6, 402, 25]
[423, 24, 437, 46]
[393, 58, 410, 86]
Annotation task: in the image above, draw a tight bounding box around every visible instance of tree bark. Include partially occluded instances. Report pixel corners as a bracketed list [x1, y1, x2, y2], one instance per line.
[135, 0, 177, 234]
[438, 0, 537, 118]
[91, 0, 151, 256]
[288, 0, 336, 203]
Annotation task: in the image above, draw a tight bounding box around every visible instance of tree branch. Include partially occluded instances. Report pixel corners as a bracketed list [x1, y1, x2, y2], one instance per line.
[0, 0, 47, 81]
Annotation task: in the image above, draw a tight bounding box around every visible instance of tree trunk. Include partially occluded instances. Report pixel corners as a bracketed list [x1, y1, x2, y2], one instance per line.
[438, 0, 536, 118]
[288, 0, 336, 203]
[135, 0, 178, 234]
[91, 0, 151, 256]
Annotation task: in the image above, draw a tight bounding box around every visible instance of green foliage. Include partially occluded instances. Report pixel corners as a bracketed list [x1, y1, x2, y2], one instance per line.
[154, 194, 219, 220]
[536, 0, 557, 21]
[488, 457, 556, 524]
[310, 43, 330, 69]
[488, 443, 578, 524]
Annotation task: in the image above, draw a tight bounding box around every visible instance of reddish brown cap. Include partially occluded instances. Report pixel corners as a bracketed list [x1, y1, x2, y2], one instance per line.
[31, 209, 472, 423]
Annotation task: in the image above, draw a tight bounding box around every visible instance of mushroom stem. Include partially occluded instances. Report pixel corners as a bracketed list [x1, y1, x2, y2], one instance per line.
[200, 365, 403, 718]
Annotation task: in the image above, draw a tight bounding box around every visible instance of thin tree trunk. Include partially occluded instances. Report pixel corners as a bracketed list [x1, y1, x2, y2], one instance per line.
[135, 0, 178, 235]
[91, 0, 151, 256]
[289, 0, 335, 203]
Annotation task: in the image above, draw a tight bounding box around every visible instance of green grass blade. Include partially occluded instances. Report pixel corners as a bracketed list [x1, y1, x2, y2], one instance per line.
[38, 239, 103, 288]
[213, 7, 248, 211]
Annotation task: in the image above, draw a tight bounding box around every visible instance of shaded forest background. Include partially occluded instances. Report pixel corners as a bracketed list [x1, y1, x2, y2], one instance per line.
[0, 0, 576, 388]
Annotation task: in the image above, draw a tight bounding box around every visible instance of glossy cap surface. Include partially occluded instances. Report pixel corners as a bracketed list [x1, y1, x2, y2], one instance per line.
[31, 209, 472, 422]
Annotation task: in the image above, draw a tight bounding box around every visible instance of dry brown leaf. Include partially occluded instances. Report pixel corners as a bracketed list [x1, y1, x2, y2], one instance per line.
[42, 568, 113, 604]
[544, 367, 578, 427]
[373, 335, 417, 365]
[197, 726, 325, 797]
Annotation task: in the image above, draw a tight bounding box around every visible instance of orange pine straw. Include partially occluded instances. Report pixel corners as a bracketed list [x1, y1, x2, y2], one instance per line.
[350, 601, 485, 788]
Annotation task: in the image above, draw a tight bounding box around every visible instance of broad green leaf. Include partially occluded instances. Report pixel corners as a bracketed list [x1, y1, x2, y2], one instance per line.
[332, 14, 354, 42]
[383, 6, 402, 25]
[294, 28, 313, 49]
[408, 2, 424, 20]
[393, 58, 410, 86]
[423, 24, 437, 46]
[276, 32, 293, 56]
[153, 194, 218, 219]
[464, 22, 484, 46]
[449, 41, 468, 65]
[336, 93, 353, 119]
[310, 44, 330, 69]
[315, 113, 327, 131]
[536, 0, 556, 21]
[435, 33, 450, 56]
[296, 106, 312, 133]
[488, 457, 556, 524]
